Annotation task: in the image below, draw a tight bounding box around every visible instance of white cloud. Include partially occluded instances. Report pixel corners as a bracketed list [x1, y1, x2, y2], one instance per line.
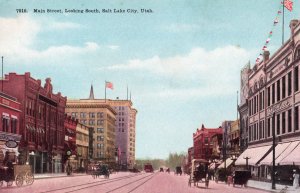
[105, 45, 250, 99]
[107, 45, 119, 50]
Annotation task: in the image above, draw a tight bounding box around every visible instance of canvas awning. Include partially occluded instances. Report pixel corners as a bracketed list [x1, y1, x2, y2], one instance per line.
[218, 158, 234, 169]
[259, 142, 290, 166]
[235, 145, 272, 166]
[278, 141, 300, 165]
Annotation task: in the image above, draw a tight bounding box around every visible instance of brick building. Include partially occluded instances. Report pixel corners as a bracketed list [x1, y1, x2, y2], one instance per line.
[193, 124, 223, 160]
[64, 115, 77, 171]
[1, 72, 66, 173]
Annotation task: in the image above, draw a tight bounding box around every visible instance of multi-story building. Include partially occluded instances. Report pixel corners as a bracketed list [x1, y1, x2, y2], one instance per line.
[64, 115, 77, 171]
[228, 119, 240, 157]
[220, 121, 233, 159]
[239, 63, 251, 152]
[0, 92, 21, 165]
[236, 20, 300, 182]
[1, 73, 66, 173]
[76, 122, 90, 170]
[65, 86, 116, 166]
[107, 99, 137, 169]
[193, 124, 223, 160]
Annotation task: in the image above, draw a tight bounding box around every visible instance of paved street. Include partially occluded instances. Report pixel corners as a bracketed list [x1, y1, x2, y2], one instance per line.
[0, 171, 272, 193]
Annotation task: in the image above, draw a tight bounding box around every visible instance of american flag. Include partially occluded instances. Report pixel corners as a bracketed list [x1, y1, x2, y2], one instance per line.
[105, 81, 113, 89]
[284, 0, 293, 11]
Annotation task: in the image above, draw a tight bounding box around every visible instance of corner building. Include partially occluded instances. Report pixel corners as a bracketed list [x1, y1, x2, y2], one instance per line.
[235, 20, 300, 183]
[1, 72, 66, 173]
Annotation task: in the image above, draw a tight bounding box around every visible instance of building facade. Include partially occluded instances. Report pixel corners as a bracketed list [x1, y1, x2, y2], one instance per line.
[228, 119, 240, 157]
[76, 122, 89, 170]
[0, 92, 21, 166]
[64, 115, 77, 171]
[1, 73, 66, 173]
[107, 99, 137, 169]
[235, 20, 300, 182]
[65, 98, 116, 166]
[193, 124, 223, 160]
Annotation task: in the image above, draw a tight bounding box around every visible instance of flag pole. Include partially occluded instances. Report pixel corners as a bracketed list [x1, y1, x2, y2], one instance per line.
[282, 0, 285, 45]
[127, 85, 128, 100]
[105, 81, 106, 102]
[1, 56, 3, 92]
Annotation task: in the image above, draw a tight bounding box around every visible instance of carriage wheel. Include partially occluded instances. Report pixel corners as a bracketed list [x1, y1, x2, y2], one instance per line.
[25, 172, 34, 185]
[0, 180, 3, 187]
[15, 174, 24, 187]
[7, 181, 13, 187]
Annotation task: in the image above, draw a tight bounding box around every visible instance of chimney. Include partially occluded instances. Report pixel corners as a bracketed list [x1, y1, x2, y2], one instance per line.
[263, 50, 270, 62]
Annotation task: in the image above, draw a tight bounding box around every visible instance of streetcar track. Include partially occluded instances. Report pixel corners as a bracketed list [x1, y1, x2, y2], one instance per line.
[104, 172, 157, 193]
[39, 173, 145, 193]
[127, 173, 155, 193]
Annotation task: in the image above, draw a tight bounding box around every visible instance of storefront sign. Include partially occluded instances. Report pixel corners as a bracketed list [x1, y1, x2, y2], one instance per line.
[0, 132, 21, 141]
[267, 98, 292, 116]
[5, 140, 18, 148]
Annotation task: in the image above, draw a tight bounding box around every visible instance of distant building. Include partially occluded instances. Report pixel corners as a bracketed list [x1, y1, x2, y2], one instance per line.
[1, 72, 66, 173]
[193, 124, 223, 160]
[65, 86, 117, 166]
[107, 99, 137, 169]
[228, 119, 240, 157]
[75, 122, 90, 170]
[220, 121, 233, 160]
[64, 115, 77, 171]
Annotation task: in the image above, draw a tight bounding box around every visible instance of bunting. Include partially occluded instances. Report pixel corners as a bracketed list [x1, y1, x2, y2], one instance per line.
[255, 1, 286, 64]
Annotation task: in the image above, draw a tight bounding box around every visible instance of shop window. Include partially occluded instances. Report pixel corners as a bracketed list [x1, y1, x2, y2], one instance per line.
[2, 116, 9, 132]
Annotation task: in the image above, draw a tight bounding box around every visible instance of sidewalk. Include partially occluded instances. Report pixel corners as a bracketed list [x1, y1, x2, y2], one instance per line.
[34, 172, 88, 179]
[247, 180, 299, 193]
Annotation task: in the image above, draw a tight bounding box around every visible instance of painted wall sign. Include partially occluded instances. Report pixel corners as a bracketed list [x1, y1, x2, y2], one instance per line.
[5, 140, 18, 148]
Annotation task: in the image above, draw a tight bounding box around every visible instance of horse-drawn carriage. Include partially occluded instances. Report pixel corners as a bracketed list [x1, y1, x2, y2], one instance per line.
[233, 169, 251, 187]
[175, 166, 182, 175]
[0, 164, 34, 187]
[188, 159, 209, 188]
[89, 163, 110, 179]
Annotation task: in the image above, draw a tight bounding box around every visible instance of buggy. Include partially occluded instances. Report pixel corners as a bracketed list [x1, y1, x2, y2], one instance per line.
[175, 166, 182, 175]
[188, 159, 209, 188]
[233, 169, 251, 187]
[90, 164, 110, 179]
[0, 164, 34, 187]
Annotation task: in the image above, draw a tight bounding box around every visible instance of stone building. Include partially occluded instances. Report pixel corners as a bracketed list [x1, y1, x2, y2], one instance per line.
[235, 20, 300, 183]
[65, 86, 116, 166]
[75, 122, 90, 170]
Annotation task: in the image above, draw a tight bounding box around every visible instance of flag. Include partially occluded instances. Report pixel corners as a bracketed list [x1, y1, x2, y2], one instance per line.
[284, 0, 293, 11]
[106, 81, 113, 89]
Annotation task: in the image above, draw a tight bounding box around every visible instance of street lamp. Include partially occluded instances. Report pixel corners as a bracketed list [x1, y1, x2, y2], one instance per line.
[272, 112, 276, 190]
[243, 156, 251, 170]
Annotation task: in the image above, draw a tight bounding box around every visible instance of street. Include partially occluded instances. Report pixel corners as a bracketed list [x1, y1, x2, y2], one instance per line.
[0, 171, 270, 193]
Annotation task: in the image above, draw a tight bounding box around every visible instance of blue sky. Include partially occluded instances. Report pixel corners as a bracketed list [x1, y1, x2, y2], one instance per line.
[1, 0, 299, 159]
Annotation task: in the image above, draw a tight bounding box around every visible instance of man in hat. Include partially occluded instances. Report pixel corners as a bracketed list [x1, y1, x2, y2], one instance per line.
[293, 169, 299, 189]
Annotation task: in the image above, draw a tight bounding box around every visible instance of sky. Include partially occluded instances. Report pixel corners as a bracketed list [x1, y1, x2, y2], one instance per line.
[0, 0, 300, 159]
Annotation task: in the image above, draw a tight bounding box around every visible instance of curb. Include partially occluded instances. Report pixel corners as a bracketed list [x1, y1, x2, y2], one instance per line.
[35, 173, 89, 180]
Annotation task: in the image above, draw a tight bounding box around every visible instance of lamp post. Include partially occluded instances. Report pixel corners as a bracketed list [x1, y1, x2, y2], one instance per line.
[243, 156, 251, 170]
[272, 112, 276, 190]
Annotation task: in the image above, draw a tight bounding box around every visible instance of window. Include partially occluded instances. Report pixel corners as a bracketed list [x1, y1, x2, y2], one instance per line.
[282, 112, 286, 134]
[254, 96, 256, 114]
[267, 118, 271, 137]
[254, 124, 257, 140]
[277, 114, 280, 135]
[97, 120, 103, 126]
[288, 109, 292, 132]
[97, 136, 104, 141]
[97, 128, 104, 133]
[262, 120, 265, 138]
[272, 83, 275, 104]
[267, 87, 271, 107]
[249, 100, 252, 115]
[277, 79, 280, 102]
[2, 115, 9, 132]
[80, 112, 86, 118]
[249, 125, 252, 141]
[295, 66, 299, 92]
[89, 112, 95, 118]
[262, 91, 265, 110]
[295, 106, 299, 131]
[282, 76, 286, 99]
[89, 120, 95, 125]
[288, 72, 292, 96]
[11, 118, 17, 134]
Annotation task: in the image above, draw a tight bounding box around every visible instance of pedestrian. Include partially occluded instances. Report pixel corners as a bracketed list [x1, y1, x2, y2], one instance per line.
[66, 162, 72, 176]
[293, 169, 299, 189]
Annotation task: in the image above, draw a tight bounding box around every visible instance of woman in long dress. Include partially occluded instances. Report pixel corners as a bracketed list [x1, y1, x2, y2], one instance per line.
[293, 170, 299, 189]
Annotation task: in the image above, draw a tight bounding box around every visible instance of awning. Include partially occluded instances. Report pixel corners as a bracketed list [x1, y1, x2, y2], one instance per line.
[278, 141, 300, 165]
[218, 158, 234, 169]
[235, 145, 272, 166]
[259, 142, 291, 166]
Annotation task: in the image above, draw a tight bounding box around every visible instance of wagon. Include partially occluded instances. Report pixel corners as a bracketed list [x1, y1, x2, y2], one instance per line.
[233, 169, 251, 187]
[175, 166, 182, 175]
[188, 159, 209, 188]
[0, 164, 34, 187]
[90, 164, 110, 179]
